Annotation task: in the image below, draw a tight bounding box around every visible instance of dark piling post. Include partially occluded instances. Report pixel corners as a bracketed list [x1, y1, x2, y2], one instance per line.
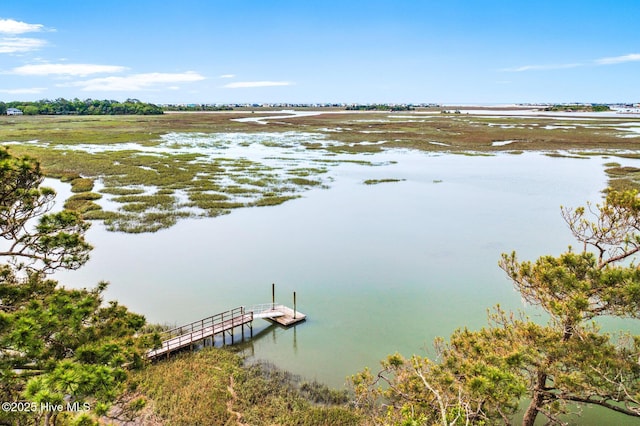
[221, 312, 225, 346]
[272, 283, 275, 310]
[293, 291, 297, 319]
[241, 307, 245, 342]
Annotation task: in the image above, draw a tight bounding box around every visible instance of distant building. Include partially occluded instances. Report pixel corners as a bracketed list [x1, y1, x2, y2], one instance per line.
[6, 108, 23, 115]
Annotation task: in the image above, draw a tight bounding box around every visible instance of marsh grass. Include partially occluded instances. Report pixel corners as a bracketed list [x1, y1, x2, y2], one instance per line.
[113, 194, 176, 209]
[363, 178, 406, 185]
[83, 209, 119, 221]
[4, 140, 319, 231]
[3, 112, 639, 232]
[452, 151, 495, 157]
[128, 348, 359, 426]
[544, 152, 589, 159]
[289, 177, 322, 186]
[107, 211, 189, 233]
[288, 167, 329, 176]
[186, 192, 229, 202]
[63, 192, 103, 214]
[70, 177, 94, 192]
[604, 165, 640, 192]
[253, 195, 300, 207]
[100, 187, 146, 196]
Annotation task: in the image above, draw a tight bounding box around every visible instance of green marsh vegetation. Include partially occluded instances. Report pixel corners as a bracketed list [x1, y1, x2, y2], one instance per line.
[363, 178, 406, 185]
[2, 111, 639, 232]
[292, 111, 640, 152]
[603, 162, 640, 192]
[126, 349, 359, 426]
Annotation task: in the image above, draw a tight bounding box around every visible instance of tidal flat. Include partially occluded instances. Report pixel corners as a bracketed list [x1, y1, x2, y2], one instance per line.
[2, 109, 640, 232]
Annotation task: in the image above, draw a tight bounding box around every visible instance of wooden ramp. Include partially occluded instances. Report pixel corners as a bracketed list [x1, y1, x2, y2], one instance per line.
[147, 303, 305, 360]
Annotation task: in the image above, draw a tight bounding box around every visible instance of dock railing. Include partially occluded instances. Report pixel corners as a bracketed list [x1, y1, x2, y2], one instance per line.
[148, 306, 253, 358]
[245, 303, 286, 319]
[159, 306, 249, 340]
[147, 299, 305, 359]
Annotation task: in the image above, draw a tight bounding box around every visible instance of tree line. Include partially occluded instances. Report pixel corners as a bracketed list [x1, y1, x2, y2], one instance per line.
[0, 98, 163, 115]
[544, 104, 611, 112]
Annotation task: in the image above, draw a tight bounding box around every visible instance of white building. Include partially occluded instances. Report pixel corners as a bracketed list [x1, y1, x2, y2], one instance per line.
[6, 108, 23, 115]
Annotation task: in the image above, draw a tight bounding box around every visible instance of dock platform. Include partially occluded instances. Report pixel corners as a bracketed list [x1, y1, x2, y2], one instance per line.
[268, 305, 306, 326]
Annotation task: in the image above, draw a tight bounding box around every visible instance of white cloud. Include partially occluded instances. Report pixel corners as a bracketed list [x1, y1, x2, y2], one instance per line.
[11, 63, 128, 76]
[223, 81, 293, 88]
[502, 63, 582, 72]
[219, 74, 235, 79]
[61, 71, 206, 91]
[0, 87, 46, 94]
[504, 52, 640, 72]
[0, 37, 47, 53]
[0, 19, 44, 34]
[595, 53, 640, 65]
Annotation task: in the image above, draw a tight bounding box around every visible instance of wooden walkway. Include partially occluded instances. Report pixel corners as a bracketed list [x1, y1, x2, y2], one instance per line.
[146, 304, 306, 359]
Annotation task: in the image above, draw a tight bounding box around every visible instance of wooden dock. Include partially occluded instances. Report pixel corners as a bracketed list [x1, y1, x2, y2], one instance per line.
[267, 305, 306, 326]
[147, 303, 306, 360]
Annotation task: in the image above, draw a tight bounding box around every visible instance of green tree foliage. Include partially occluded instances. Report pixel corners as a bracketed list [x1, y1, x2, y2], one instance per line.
[4, 98, 163, 115]
[0, 148, 148, 425]
[543, 104, 611, 112]
[352, 190, 640, 425]
[0, 147, 91, 274]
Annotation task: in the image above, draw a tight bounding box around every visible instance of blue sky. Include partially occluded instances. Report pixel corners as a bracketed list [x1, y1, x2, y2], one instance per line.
[1, 1, 639, 104]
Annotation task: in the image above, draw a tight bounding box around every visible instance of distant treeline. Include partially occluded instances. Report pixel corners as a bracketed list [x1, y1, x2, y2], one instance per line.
[543, 104, 611, 112]
[345, 104, 415, 111]
[0, 98, 163, 115]
[162, 104, 234, 112]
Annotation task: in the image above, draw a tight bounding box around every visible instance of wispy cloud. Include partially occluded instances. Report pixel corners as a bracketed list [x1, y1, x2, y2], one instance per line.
[10, 63, 128, 76]
[60, 71, 206, 91]
[219, 74, 235, 79]
[502, 63, 583, 72]
[595, 53, 640, 65]
[0, 37, 47, 54]
[223, 81, 293, 88]
[0, 87, 47, 94]
[504, 52, 640, 72]
[0, 19, 45, 34]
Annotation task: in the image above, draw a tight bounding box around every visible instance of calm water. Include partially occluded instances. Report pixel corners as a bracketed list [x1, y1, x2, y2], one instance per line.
[53, 149, 639, 423]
